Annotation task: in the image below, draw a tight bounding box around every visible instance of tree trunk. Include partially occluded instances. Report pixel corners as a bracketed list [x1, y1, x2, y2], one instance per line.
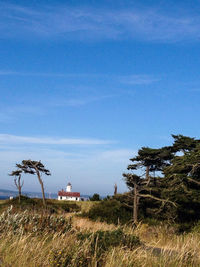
[18, 175, 21, 204]
[18, 185, 21, 204]
[133, 181, 138, 224]
[37, 171, 46, 207]
[146, 165, 150, 185]
[114, 184, 117, 195]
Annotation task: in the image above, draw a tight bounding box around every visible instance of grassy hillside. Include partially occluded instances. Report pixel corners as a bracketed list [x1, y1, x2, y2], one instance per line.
[0, 196, 82, 213]
[0, 197, 199, 266]
[0, 209, 199, 266]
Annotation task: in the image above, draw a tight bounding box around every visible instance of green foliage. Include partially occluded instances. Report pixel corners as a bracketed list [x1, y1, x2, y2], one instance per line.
[77, 228, 140, 258]
[49, 247, 89, 267]
[162, 144, 200, 223]
[123, 134, 200, 225]
[85, 199, 132, 225]
[0, 206, 72, 235]
[171, 134, 200, 153]
[128, 146, 173, 174]
[89, 193, 100, 201]
[17, 160, 51, 176]
[191, 221, 200, 233]
[49, 228, 140, 266]
[0, 196, 81, 214]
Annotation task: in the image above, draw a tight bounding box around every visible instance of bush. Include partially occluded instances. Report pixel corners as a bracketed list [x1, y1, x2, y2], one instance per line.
[89, 193, 101, 201]
[0, 196, 81, 214]
[85, 199, 132, 225]
[49, 246, 90, 267]
[191, 221, 200, 233]
[77, 228, 140, 258]
[0, 206, 72, 235]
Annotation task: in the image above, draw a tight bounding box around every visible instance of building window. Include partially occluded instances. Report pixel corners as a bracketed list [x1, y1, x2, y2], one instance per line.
[76, 197, 78, 200]
[60, 196, 62, 200]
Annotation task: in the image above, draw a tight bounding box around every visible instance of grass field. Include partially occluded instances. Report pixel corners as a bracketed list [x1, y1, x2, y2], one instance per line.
[0, 197, 95, 214]
[0, 198, 199, 266]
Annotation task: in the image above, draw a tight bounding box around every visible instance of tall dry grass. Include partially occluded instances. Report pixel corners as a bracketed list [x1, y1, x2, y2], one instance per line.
[0, 208, 200, 266]
[0, 230, 199, 267]
[72, 217, 116, 232]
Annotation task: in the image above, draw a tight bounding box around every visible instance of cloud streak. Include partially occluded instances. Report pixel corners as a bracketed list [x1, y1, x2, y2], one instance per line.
[0, 2, 200, 42]
[0, 70, 159, 85]
[119, 75, 160, 85]
[0, 134, 112, 145]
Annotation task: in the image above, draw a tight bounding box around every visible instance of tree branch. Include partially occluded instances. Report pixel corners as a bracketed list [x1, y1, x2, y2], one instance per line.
[188, 177, 200, 186]
[122, 202, 133, 208]
[138, 194, 177, 207]
[14, 178, 19, 189]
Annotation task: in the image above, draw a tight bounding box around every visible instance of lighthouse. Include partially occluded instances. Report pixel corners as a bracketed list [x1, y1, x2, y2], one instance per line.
[58, 182, 80, 201]
[66, 182, 72, 192]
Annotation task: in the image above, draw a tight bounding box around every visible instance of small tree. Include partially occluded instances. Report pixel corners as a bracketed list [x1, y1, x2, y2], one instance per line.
[90, 193, 100, 201]
[9, 169, 23, 203]
[17, 160, 51, 207]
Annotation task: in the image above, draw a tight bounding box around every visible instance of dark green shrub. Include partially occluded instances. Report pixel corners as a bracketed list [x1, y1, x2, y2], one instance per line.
[85, 199, 132, 225]
[89, 193, 101, 201]
[77, 228, 140, 258]
[49, 229, 140, 266]
[49, 247, 89, 267]
[176, 222, 193, 233]
[142, 218, 161, 226]
[190, 221, 200, 233]
[0, 196, 81, 214]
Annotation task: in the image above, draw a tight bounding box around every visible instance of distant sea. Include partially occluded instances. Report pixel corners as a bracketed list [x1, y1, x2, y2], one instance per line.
[0, 189, 94, 200]
[0, 196, 9, 200]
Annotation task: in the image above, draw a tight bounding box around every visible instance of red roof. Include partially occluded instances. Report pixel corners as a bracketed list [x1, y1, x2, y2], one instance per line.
[58, 190, 80, 197]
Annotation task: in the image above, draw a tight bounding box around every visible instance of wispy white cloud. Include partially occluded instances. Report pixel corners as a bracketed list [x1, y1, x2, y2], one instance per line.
[0, 93, 113, 123]
[0, 70, 159, 85]
[97, 149, 135, 163]
[0, 71, 158, 123]
[119, 75, 160, 85]
[0, 104, 45, 123]
[0, 2, 200, 42]
[51, 95, 113, 107]
[0, 71, 82, 77]
[0, 71, 17, 75]
[0, 134, 112, 145]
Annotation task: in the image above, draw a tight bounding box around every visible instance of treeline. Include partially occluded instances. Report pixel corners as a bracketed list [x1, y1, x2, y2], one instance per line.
[124, 134, 200, 224]
[87, 135, 200, 228]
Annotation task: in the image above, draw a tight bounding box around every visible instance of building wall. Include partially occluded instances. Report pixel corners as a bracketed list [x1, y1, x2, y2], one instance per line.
[66, 185, 72, 192]
[58, 196, 80, 201]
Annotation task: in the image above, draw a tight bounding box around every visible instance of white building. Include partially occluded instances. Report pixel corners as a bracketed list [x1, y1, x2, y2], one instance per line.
[58, 182, 80, 201]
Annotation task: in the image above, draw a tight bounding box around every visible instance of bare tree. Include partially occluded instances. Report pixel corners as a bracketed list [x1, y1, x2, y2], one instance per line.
[114, 183, 117, 195]
[17, 160, 51, 207]
[9, 169, 23, 203]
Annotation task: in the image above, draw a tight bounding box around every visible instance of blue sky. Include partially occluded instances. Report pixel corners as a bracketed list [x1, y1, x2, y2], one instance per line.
[0, 0, 200, 195]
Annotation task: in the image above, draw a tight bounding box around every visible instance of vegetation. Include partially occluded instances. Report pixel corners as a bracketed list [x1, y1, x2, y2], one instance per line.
[2, 134, 200, 266]
[16, 160, 51, 207]
[0, 196, 81, 214]
[85, 198, 132, 225]
[9, 169, 23, 204]
[122, 134, 200, 226]
[0, 206, 200, 266]
[0, 205, 72, 235]
[89, 193, 101, 201]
